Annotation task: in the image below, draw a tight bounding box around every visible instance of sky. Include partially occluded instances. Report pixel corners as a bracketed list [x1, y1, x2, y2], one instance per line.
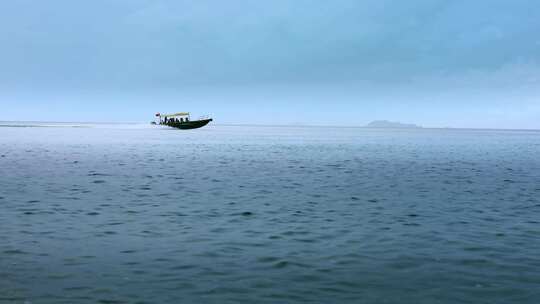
[0, 0, 539, 128]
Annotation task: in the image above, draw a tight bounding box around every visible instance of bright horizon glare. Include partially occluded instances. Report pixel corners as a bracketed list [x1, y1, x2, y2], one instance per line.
[1, 1, 539, 129]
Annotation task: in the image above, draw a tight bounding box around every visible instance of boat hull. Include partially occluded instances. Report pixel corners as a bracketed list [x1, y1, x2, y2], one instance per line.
[164, 118, 212, 130]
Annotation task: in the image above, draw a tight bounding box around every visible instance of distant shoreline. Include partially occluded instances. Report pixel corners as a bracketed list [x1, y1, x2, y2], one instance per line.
[215, 124, 540, 132]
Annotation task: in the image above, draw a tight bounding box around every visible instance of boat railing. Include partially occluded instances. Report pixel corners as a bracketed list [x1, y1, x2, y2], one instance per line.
[198, 114, 210, 120]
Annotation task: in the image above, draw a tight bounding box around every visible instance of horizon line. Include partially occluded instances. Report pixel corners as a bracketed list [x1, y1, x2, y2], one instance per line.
[1, 120, 540, 132]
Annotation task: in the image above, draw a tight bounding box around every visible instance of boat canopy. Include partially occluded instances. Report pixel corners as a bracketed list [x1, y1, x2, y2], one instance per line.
[160, 112, 190, 117]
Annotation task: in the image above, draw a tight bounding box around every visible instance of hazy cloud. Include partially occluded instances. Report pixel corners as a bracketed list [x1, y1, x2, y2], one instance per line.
[1, 0, 539, 127]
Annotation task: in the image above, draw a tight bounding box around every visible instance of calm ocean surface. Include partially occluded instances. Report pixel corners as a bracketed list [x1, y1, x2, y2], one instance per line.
[1, 123, 539, 303]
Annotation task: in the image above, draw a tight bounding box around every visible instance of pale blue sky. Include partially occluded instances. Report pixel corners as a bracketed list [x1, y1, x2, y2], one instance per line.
[1, 0, 539, 128]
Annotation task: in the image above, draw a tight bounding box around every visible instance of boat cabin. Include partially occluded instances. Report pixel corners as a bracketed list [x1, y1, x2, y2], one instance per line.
[155, 112, 191, 125]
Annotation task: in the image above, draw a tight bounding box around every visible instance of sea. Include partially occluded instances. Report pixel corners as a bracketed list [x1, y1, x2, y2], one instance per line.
[1, 122, 539, 304]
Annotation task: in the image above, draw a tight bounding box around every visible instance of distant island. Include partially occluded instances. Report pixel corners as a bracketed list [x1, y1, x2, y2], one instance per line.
[365, 120, 422, 129]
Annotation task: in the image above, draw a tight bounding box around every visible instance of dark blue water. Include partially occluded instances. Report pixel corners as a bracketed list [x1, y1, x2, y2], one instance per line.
[1, 124, 540, 303]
